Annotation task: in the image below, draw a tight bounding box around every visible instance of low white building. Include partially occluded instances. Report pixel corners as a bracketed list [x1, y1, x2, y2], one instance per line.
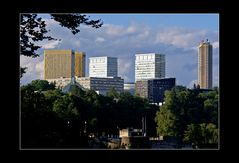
[47, 76, 124, 95]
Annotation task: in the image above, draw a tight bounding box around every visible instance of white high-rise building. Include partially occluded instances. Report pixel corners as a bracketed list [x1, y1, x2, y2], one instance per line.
[89, 56, 118, 77]
[135, 53, 165, 82]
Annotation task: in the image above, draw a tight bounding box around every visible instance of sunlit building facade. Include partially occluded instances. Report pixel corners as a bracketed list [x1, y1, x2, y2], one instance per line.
[135, 53, 165, 82]
[198, 39, 213, 89]
[89, 56, 118, 77]
[44, 49, 85, 80]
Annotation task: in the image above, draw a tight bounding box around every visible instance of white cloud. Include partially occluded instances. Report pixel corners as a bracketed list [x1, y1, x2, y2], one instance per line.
[35, 60, 44, 79]
[95, 37, 105, 43]
[118, 59, 132, 82]
[20, 55, 44, 85]
[188, 79, 198, 88]
[212, 41, 219, 49]
[155, 27, 215, 49]
[126, 25, 137, 34]
[41, 40, 61, 49]
[104, 24, 124, 36]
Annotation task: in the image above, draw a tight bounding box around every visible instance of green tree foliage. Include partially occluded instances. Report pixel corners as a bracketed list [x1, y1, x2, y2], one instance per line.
[184, 123, 218, 148]
[29, 79, 55, 91]
[106, 87, 120, 99]
[154, 86, 219, 148]
[21, 80, 159, 148]
[155, 104, 177, 136]
[21, 85, 63, 148]
[20, 13, 103, 77]
[53, 94, 79, 120]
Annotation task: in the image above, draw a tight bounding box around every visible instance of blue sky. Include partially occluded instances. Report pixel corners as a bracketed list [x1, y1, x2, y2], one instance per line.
[20, 14, 219, 88]
[87, 14, 218, 31]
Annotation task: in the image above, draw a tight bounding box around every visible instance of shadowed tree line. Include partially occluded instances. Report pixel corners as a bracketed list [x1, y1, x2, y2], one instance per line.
[21, 80, 158, 148]
[21, 80, 218, 149]
[155, 86, 219, 148]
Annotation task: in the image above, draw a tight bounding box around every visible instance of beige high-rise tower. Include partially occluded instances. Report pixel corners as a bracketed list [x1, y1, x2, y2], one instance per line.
[44, 50, 85, 80]
[198, 39, 213, 89]
[75, 52, 86, 77]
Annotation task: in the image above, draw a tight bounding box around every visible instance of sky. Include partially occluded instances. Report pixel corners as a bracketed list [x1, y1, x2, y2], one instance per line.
[20, 14, 219, 88]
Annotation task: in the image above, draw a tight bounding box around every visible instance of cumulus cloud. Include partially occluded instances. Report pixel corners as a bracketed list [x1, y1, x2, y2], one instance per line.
[118, 59, 133, 82]
[188, 79, 198, 88]
[20, 55, 44, 85]
[155, 27, 217, 49]
[41, 40, 61, 49]
[21, 17, 219, 88]
[95, 37, 105, 43]
[212, 41, 219, 49]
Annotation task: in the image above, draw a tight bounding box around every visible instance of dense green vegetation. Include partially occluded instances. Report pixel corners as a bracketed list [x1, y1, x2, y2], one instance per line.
[21, 80, 218, 148]
[155, 86, 218, 148]
[21, 80, 158, 148]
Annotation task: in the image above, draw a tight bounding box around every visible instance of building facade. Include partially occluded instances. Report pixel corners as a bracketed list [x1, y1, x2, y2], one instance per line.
[74, 52, 86, 77]
[44, 50, 85, 80]
[198, 39, 213, 89]
[135, 53, 165, 82]
[47, 76, 124, 95]
[89, 56, 118, 77]
[76, 77, 124, 95]
[135, 78, 176, 104]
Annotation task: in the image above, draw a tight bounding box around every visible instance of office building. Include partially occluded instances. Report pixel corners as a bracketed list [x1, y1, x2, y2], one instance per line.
[74, 52, 86, 77]
[135, 53, 165, 82]
[76, 77, 123, 95]
[135, 78, 175, 104]
[198, 39, 213, 89]
[47, 76, 124, 95]
[44, 50, 85, 80]
[89, 56, 117, 77]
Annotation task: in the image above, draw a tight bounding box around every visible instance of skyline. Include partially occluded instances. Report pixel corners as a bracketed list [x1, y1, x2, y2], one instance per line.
[20, 14, 219, 88]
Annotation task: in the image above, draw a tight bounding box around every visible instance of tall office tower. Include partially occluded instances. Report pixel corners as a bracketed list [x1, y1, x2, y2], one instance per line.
[198, 39, 213, 89]
[89, 56, 118, 77]
[44, 50, 85, 80]
[75, 52, 86, 77]
[135, 53, 165, 82]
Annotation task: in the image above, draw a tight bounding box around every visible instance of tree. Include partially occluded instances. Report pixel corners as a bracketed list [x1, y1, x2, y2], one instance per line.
[183, 123, 218, 148]
[53, 94, 79, 120]
[106, 87, 119, 99]
[29, 79, 55, 91]
[154, 86, 219, 148]
[21, 85, 62, 148]
[155, 104, 177, 137]
[20, 13, 103, 77]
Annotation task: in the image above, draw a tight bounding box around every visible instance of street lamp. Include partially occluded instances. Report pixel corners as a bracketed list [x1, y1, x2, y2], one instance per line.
[84, 121, 87, 134]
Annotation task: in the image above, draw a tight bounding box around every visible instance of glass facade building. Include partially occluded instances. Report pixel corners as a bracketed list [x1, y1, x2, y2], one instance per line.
[135, 78, 175, 104]
[135, 53, 165, 82]
[89, 56, 118, 77]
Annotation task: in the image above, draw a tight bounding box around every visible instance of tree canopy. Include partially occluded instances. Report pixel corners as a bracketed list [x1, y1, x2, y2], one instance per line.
[155, 86, 218, 148]
[21, 80, 158, 148]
